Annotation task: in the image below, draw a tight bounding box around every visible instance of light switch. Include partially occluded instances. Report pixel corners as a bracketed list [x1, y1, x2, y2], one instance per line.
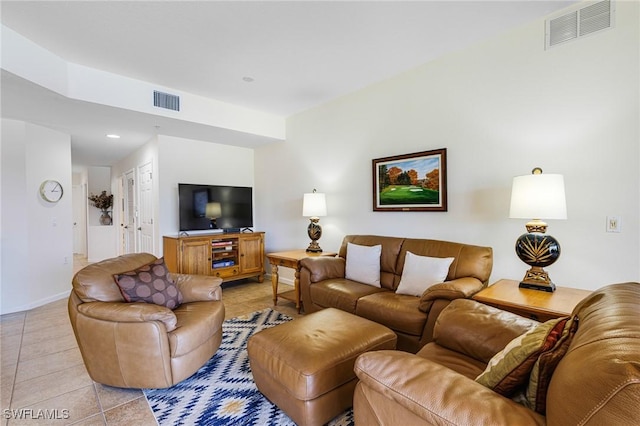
[606, 216, 621, 233]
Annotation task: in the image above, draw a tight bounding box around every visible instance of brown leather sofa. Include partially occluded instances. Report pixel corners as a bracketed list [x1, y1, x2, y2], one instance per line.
[353, 282, 640, 425]
[299, 235, 493, 352]
[68, 253, 225, 389]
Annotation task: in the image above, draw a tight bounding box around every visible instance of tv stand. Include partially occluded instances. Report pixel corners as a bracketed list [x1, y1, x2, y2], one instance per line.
[241, 227, 253, 233]
[163, 232, 265, 283]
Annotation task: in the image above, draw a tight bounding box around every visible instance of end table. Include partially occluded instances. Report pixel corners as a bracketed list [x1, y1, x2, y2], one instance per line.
[473, 279, 592, 322]
[266, 249, 337, 313]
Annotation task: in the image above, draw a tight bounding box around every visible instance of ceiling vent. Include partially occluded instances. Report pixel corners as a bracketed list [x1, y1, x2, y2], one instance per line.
[153, 90, 180, 111]
[546, 0, 614, 49]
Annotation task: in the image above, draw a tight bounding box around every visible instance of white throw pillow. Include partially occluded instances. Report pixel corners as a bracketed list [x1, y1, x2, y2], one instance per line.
[345, 242, 382, 287]
[395, 251, 454, 296]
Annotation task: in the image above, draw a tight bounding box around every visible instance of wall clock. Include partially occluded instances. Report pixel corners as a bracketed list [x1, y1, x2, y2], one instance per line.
[39, 180, 63, 203]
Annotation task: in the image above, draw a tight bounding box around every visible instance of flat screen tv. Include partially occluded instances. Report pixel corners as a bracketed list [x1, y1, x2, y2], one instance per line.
[178, 183, 253, 232]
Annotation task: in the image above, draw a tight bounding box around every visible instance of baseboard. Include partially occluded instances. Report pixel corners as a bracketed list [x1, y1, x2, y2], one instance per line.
[0, 290, 70, 315]
[265, 273, 294, 286]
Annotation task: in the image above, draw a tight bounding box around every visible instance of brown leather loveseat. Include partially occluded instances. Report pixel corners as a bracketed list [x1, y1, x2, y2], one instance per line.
[68, 253, 225, 389]
[354, 282, 640, 425]
[299, 235, 493, 352]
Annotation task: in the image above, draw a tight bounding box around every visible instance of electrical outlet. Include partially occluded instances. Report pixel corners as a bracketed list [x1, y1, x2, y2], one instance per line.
[606, 216, 621, 233]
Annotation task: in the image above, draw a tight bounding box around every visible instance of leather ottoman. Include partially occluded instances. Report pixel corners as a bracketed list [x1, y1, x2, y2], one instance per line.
[247, 307, 397, 426]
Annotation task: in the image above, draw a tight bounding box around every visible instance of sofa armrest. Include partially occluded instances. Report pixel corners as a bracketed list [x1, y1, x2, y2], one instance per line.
[77, 301, 178, 332]
[354, 350, 545, 425]
[299, 256, 345, 283]
[170, 273, 223, 303]
[418, 277, 484, 312]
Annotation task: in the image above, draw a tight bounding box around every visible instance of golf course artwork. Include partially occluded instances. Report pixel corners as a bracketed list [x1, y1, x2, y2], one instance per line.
[372, 148, 447, 212]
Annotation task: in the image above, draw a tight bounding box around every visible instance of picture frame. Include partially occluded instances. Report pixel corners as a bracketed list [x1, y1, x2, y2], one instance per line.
[372, 148, 447, 212]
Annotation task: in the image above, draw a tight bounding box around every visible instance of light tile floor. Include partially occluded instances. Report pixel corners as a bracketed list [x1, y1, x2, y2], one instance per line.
[0, 255, 300, 425]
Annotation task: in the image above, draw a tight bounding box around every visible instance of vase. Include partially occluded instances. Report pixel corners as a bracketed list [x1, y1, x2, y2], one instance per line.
[100, 210, 112, 226]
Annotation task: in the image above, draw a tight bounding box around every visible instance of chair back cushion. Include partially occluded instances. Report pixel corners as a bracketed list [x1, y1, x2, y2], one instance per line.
[399, 238, 492, 287]
[72, 253, 157, 303]
[339, 235, 493, 290]
[546, 282, 640, 424]
[339, 236, 404, 290]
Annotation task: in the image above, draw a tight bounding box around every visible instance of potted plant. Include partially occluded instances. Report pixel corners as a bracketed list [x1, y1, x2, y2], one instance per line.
[88, 190, 114, 225]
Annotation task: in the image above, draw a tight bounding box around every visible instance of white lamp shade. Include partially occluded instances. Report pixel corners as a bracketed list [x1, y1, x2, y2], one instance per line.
[205, 202, 222, 219]
[303, 192, 327, 217]
[509, 174, 567, 220]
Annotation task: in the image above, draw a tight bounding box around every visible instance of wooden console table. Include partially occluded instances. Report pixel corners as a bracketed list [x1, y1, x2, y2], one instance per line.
[267, 249, 337, 313]
[473, 279, 592, 322]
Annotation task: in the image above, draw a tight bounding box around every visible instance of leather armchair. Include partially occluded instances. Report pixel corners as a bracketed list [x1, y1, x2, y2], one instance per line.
[353, 282, 640, 425]
[68, 253, 225, 389]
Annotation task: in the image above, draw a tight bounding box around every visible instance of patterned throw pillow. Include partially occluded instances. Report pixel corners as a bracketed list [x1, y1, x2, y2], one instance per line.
[475, 316, 570, 396]
[114, 258, 183, 309]
[525, 316, 579, 414]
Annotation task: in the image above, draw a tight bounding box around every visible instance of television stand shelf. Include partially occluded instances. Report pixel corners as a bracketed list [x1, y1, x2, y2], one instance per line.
[163, 232, 265, 283]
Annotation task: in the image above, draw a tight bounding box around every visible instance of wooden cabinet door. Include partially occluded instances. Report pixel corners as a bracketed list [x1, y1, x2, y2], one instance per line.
[239, 234, 264, 274]
[180, 238, 211, 275]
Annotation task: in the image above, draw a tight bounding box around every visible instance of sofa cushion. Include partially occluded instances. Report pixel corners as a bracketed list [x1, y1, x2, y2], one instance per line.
[356, 292, 427, 337]
[169, 300, 225, 357]
[396, 252, 454, 296]
[114, 257, 184, 309]
[417, 343, 486, 380]
[399, 238, 493, 284]
[434, 299, 539, 364]
[310, 279, 387, 314]
[345, 243, 382, 287]
[475, 316, 569, 396]
[339, 235, 404, 289]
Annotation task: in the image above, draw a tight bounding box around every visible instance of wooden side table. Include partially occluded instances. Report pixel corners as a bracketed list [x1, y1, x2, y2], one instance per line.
[266, 250, 337, 313]
[473, 279, 592, 322]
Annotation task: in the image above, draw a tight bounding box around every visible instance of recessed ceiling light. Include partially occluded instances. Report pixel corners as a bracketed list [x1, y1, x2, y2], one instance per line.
[106, 134, 120, 139]
[242, 76, 255, 83]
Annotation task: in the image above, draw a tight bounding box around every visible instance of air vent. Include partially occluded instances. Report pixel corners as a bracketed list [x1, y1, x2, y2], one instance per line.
[153, 90, 180, 111]
[546, 0, 614, 49]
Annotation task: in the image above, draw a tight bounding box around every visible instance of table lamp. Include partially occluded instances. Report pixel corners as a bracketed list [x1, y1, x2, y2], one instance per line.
[206, 202, 222, 229]
[303, 189, 327, 253]
[509, 168, 567, 292]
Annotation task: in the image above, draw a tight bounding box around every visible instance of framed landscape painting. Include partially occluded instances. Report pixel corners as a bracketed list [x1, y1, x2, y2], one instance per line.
[372, 148, 447, 212]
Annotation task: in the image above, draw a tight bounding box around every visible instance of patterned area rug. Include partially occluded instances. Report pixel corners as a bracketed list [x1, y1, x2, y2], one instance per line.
[144, 308, 354, 425]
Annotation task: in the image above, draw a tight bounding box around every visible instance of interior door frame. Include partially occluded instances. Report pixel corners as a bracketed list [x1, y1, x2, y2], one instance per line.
[119, 168, 137, 255]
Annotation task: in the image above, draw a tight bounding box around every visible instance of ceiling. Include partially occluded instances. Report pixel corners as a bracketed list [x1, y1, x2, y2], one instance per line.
[1, 1, 576, 168]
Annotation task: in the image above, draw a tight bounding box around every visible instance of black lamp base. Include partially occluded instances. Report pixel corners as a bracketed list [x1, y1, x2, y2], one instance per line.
[515, 232, 560, 293]
[306, 218, 323, 253]
[306, 242, 323, 253]
[518, 266, 557, 292]
[519, 281, 556, 292]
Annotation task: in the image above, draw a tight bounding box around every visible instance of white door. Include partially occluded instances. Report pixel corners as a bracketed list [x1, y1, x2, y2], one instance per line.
[138, 161, 154, 254]
[72, 184, 87, 255]
[122, 169, 137, 254]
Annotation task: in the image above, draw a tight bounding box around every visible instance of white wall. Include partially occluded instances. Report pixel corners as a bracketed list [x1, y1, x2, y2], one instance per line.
[157, 135, 255, 243]
[1, 119, 73, 314]
[112, 134, 255, 257]
[255, 1, 640, 291]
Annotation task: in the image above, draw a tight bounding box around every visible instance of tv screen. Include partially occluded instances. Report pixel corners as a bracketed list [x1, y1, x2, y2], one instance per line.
[179, 184, 253, 232]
